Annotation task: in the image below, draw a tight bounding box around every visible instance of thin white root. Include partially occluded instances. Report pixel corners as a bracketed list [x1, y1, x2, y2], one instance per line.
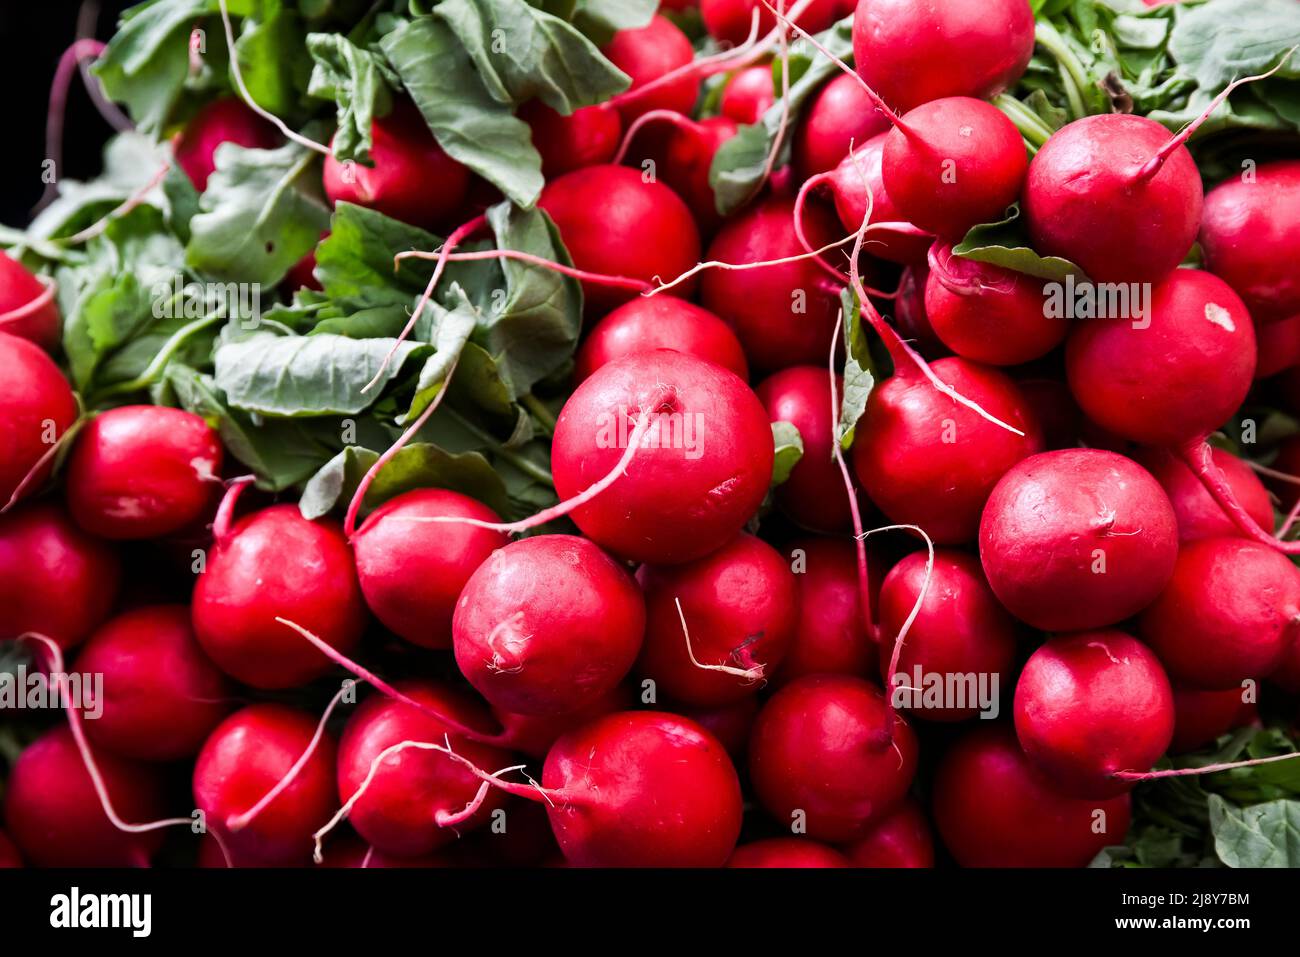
[676, 597, 765, 683]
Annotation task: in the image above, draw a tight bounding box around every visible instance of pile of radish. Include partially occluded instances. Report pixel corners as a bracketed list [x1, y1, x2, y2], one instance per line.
[2, 0, 1300, 871]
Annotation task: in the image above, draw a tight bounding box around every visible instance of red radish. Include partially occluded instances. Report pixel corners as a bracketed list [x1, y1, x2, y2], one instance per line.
[979, 449, 1178, 631]
[1170, 685, 1256, 752]
[720, 64, 775, 124]
[173, 97, 279, 192]
[65, 405, 222, 540]
[619, 113, 739, 232]
[1014, 631, 1175, 799]
[678, 695, 760, 764]
[602, 16, 701, 122]
[453, 535, 645, 715]
[701, 0, 840, 47]
[891, 260, 945, 351]
[552, 349, 773, 564]
[75, 605, 232, 762]
[0, 503, 121, 648]
[777, 537, 876, 683]
[637, 533, 798, 706]
[794, 73, 892, 178]
[852, 357, 1042, 543]
[877, 549, 1016, 721]
[0, 830, 20, 868]
[727, 838, 849, 867]
[193, 704, 339, 867]
[323, 101, 471, 229]
[924, 244, 1066, 365]
[4, 726, 164, 867]
[1134, 446, 1272, 545]
[0, 331, 77, 506]
[700, 195, 842, 371]
[749, 674, 918, 841]
[352, 488, 507, 650]
[192, 504, 367, 689]
[852, 0, 1035, 113]
[1139, 537, 1300, 690]
[486, 684, 632, 760]
[0, 252, 59, 350]
[756, 365, 853, 531]
[538, 165, 701, 311]
[521, 101, 622, 178]
[1255, 313, 1300, 379]
[933, 724, 1132, 868]
[841, 799, 935, 867]
[574, 296, 749, 383]
[1199, 159, 1300, 320]
[336, 682, 511, 857]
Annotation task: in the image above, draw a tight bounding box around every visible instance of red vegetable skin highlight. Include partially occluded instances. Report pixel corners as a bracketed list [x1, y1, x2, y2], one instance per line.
[720, 64, 776, 125]
[1134, 446, 1272, 545]
[0, 332, 77, 507]
[776, 537, 876, 683]
[979, 449, 1178, 632]
[574, 296, 748, 384]
[173, 97, 279, 192]
[727, 838, 849, 867]
[841, 799, 935, 867]
[0, 253, 59, 350]
[794, 73, 892, 178]
[1170, 685, 1256, 753]
[602, 16, 700, 122]
[521, 100, 622, 178]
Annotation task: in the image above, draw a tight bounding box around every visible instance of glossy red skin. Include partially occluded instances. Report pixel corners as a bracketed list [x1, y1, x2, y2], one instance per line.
[0, 253, 59, 349]
[933, 724, 1132, 867]
[852, 0, 1034, 113]
[542, 711, 743, 867]
[636, 534, 798, 707]
[0, 332, 77, 506]
[538, 165, 701, 312]
[701, 0, 841, 46]
[575, 296, 748, 384]
[1200, 160, 1300, 320]
[323, 101, 470, 229]
[1025, 115, 1203, 283]
[192, 505, 367, 689]
[602, 16, 700, 122]
[489, 684, 632, 760]
[795, 74, 892, 178]
[66, 405, 223, 540]
[700, 196, 842, 372]
[1014, 631, 1174, 799]
[720, 65, 775, 125]
[824, 135, 932, 265]
[1140, 538, 1300, 690]
[453, 535, 645, 715]
[852, 357, 1042, 544]
[841, 800, 935, 867]
[76, 605, 232, 761]
[1170, 685, 1256, 752]
[883, 97, 1028, 241]
[878, 549, 1016, 721]
[338, 682, 509, 857]
[727, 838, 850, 868]
[776, 537, 876, 684]
[658, 115, 738, 234]
[173, 97, 279, 192]
[0, 830, 21, 868]
[353, 489, 506, 650]
[1134, 446, 1272, 545]
[979, 449, 1178, 631]
[521, 100, 622, 178]
[193, 704, 339, 867]
[552, 350, 773, 563]
[749, 675, 918, 841]
[0, 503, 121, 649]
[756, 366, 852, 531]
[678, 695, 759, 765]
[6, 728, 164, 868]
[925, 245, 1065, 365]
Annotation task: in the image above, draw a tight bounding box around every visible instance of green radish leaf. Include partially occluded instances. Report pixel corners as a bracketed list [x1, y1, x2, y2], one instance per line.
[1169, 0, 1300, 91]
[306, 33, 400, 165]
[572, 0, 656, 43]
[836, 287, 874, 450]
[1209, 795, 1300, 867]
[771, 421, 804, 487]
[952, 204, 1087, 282]
[93, 0, 205, 135]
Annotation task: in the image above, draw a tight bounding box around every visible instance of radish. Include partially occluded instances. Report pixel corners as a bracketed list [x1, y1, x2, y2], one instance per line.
[841, 799, 934, 868]
[636, 533, 798, 706]
[521, 101, 622, 178]
[1014, 631, 1175, 799]
[75, 605, 232, 762]
[701, 0, 840, 47]
[486, 684, 632, 760]
[891, 260, 946, 350]
[0, 830, 20, 868]
[192, 503, 367, 689]
[574, 295, 749, 383]
[720, 64, 776, 125]
[700, 195, 842, 371]
[602, 15, 701, 122]
[0, 251, 59, 350]
[1170, 685, 1256, 753]
[452, 535, 645, 715]
[1199, 159, 1300, 320]
[173, 96, 279, 192]
[727, 838, 849, 867]
[193, 704, 340, 867]
[678, 695, 759, 765]
[0, 503, 121, 648]
[352, 488, 507, 650]
[852, 0, 1035, 113]
[4, 726, 165, 867]
[0, 331, 77, 507]
[1139, 537, 1300, 690]
[65, 405, 223, 540]
[618, 112, 739, 232]
[933, 724, 1132, 868]
[877, 549, 1016, 721]
[538, 165, 701, 311]
[749, 674, 918, 841]
[323, 100, 471, 230]
[551, 349, 773, 564]
[979, 449, 1178, 632]
[1134, 447, 1272, 545]
[756, 365, 853, 531]
[776, 537, 876, 683]
[793, 73, 892, 178]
